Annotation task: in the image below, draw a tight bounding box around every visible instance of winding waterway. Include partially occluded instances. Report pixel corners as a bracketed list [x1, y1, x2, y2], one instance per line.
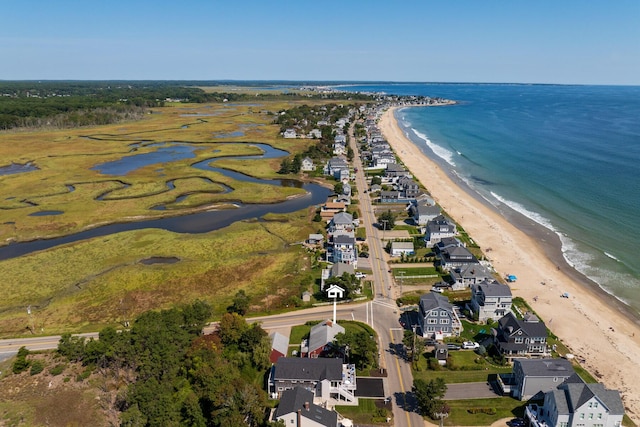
[0, 142, 330, 261]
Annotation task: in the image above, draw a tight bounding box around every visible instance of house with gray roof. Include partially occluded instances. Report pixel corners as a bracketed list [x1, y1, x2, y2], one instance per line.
[410, 204, 441, 226]
[270, 332, 290, 363]
[424, 215, 457, 246]
[269, 357, 357, 404]
[332, 235, 357, 267]
[384, 163, 410, 178]
[493, 312, 549, 358]
[329, 212, 354, 235]
[418, 292, 462, 339]
[450, 263, 494, 290]
[301, 156, 315, 172]
[390, 241, 415, 257]
[302, 320, 345, 358]
[526, 375, 625, 427]
[437, 245, 479, 270]
[470, 279, 513, 321]
[275, 387, 338, 427]
[321, 262, 355, 291]
[499, 358, 576, 401]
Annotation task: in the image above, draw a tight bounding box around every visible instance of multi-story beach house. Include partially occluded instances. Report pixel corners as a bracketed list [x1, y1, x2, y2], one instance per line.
[418, 292, 462, 339]
[332, 234, 357, 267]
[493, 312, 549, 358]
[274, 387, 338, 427]
[437, 245, 479, 271]
[328, 212, 355, 236]
[410, 203, 441, 226]
[269, 357, 357, 405]
[499, 358, 576, 401]
[450, 263, 494, 290]
[424, 215, 457, 246]
[470, 279, 513, 322]
[525, 375, 625, 427]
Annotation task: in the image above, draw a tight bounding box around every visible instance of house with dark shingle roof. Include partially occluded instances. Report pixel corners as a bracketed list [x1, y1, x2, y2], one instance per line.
[450, 263, 493, 290]
[493, 312, 549, 358]
[274, 386, 338, 427]
[525, 375, 625, 427]
[418, 292, 462, 339]
[301, 320, 345, 358]
[269, 357, 357, 404]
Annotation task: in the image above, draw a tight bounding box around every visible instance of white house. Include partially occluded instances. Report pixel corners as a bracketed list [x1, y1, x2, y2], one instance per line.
[283, 128, 297, 138]
[301, 157, 315, 171]
[390, 241, 415, 257]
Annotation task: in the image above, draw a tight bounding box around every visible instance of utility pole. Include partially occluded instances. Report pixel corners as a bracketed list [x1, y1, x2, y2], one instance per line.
[399, 270, 405, 298]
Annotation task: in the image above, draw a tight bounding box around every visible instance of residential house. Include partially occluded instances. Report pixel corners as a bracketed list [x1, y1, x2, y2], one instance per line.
[470, 280, 513, 322]
[493, 312, 549, 358]
[324, 157, 349, 180]
[525, 375, 625, 427]
[437, 245, 479, 270]
[332, 235, 357, 267]
[301, 157, 315, 172]
[308, 128, 322, 139]
[410, 204, 441, 226]
[320, 201, 346, 222]
[329, 212, 354, 235]
[269, 357, 357, 404]
[497, 358, 576, 401]
[321, 262, 356, 290]
[379, 190, 401, 203]
[397, 177, 420, 198]
[450, 263, 493, 290]
[270, 332, 290, 364]
[284, 128, 297, 139]
[384, 163, 410, 178]
[424, 215, 457, 246]
[274, 387, 338, 427]
[418, 292, 462, 339]
[390, 241, 415, 257]
[301, 320, 345, 358]
[373, 154, 396, 169]
[333, 143, 347, 156]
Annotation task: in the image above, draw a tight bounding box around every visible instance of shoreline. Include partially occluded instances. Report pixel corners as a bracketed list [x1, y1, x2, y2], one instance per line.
[380, 106, 640, 422]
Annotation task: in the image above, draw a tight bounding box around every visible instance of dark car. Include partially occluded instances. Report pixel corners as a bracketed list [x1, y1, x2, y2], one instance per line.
[508, 418, 526, 427]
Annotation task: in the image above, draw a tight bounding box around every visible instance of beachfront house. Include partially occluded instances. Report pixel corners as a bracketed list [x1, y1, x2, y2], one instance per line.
[470, 279, 513, 322]
[498, 358, 576, 401]
[424, 215, 457, 246]
[385, 163, 410, 178]
[525, 376, 625, 427]
[410, 203, 441, 226]
[332, 235, 357, 267]
[418, 292, 462, 339]
[449, 263, 494, 290]
[493, 312, 549, 358]
[437, 245, 479, 270]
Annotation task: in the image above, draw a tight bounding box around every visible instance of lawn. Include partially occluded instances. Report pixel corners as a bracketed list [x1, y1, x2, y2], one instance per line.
[443, 397, 526, 426]
[335, 399, 391, 425]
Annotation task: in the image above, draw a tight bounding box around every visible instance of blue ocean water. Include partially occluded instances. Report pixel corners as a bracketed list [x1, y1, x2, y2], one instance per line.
[344, 83, 640, 315]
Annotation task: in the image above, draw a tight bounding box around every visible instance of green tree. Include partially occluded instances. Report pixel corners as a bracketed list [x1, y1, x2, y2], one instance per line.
[334, 181, 344, 195]
[377, 210, 396, 230]
[334, 329, 377, 370]
[371, 176, 382, 186]
[228, 290, 250, 315]
[12, 346, 30, 374]
[412, 377, 448, 418]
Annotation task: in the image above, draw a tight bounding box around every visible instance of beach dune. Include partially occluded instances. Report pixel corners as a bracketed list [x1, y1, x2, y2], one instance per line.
[380, 107, 640, 423]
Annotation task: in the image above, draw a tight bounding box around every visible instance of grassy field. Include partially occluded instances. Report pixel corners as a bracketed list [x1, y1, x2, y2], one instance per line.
[0, 98, 342, 336]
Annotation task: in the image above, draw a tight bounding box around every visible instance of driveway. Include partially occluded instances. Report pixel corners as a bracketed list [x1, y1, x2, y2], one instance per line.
[443, 382, 499, 400]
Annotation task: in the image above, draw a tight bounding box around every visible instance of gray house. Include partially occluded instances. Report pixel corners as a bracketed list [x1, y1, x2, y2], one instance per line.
[499, 358, 576, 401]
[424, 215, 457, 246]
[494, 312, 549, 358]
[410, 204, 441, 226]
[437, 245, 479, 270]
[450, 263, 493, 290]
[418, 292, 462, 339]
[526, 375, 625, 427]
[269, 357, 357, 404]
[275, 387, 338, 427]
[470, 279, 513, 322]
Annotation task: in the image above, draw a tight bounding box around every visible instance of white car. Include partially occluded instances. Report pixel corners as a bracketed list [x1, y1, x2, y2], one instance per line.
[462, 341, 480, 349]
[355, 272, 366, 279]
[430, 287, 443, 293]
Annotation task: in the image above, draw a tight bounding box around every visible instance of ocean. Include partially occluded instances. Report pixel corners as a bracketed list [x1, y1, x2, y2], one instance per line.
[342, 83, 640, 316]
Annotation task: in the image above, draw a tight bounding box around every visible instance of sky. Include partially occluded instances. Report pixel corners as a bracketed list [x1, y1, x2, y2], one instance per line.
[2, 0, 639, 85]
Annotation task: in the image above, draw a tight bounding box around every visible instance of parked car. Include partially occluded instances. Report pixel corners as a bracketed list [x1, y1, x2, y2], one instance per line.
[446, 343, 461, 350]
[508, 418, 526, 427]
[462, 341, 480, 349]
[355, 272, 366, 279]
[430, 287, 443, 293]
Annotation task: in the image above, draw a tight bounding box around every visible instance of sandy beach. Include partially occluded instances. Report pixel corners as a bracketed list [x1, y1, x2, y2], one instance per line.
[380, 107, 640, 423]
